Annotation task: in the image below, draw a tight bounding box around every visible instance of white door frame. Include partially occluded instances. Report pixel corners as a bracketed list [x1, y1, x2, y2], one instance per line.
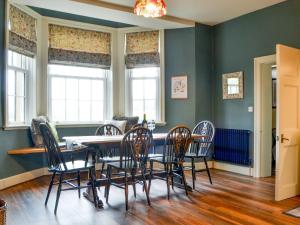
[253, 54, 276, 178]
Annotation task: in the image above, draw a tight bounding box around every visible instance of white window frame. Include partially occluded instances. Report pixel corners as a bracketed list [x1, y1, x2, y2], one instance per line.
[48, 69, 109, 124]
[4, 4, 39, 129]
[117, 28, 165, 124]
[42, 17, 116, 126]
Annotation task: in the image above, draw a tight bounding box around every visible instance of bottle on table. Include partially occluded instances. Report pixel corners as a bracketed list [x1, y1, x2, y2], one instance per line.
[142, 114, 148, 128]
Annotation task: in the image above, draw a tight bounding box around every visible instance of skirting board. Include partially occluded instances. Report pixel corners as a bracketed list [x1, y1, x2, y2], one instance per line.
[213, 161, 253, 176]
[0, 161, 252, 190]
[0, 167, 50, 190]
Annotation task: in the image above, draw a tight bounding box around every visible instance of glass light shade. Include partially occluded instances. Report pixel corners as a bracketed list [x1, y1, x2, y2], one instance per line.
[134, 0, 167, 18]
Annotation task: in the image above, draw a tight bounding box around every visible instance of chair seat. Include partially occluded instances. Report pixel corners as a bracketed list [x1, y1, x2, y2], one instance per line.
[148, 153, 163, 158]
[185, 153, 206, 158]
[99, 156, 121, 162]
[49, 160, 94, 172]
[107, 161, 146, 170]
[150, 156, 177, 164]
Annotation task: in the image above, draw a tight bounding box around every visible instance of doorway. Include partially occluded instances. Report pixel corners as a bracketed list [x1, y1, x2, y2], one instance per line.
[253, 55, 276, 178]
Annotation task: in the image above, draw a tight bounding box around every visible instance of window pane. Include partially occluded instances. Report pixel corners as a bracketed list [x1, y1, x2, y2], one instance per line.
[92, 80, 104, 101]
[16, 72, 25, 97]
[8, 50, 13, 66]
[132, 100, 143, 119]
[8, 70, 15, 96]
[79, 80, 91, 101]
[144, 79, 156, 99]
[91, 101, 103, 121]
[79, 101, 91, 121]
[66, 100, 78, 121]
[8, 96, 15, 123]
[130, 67, 159, 78]
[12, 51, 22, 68]
[132, 80, 144, 100]
[66, 78, 78, 100]
[145, 100, 156, 120]
[15, 96, 25, 123]
[49, 64, 107, 79]
[52, 100, 65, 121]
[52, 77, 65, 99]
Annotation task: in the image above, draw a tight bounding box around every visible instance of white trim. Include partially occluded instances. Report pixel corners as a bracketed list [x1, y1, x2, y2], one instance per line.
[213, 161, 253, 176]
[0, 160, 253, 190]
[253, 54, 276, 178]
[0, 167, 49, 190]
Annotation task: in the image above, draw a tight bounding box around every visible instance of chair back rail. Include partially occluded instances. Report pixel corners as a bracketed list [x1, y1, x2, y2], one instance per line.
[189, 120, 215, 156]
[95, 124, 123, 136]
[120, 127, 153, 169]
[164, 126, 192, 163]
[40, 123, 67, 171]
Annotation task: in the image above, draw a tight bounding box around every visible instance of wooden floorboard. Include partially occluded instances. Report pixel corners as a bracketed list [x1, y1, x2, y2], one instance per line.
[1, 169, 300, 225]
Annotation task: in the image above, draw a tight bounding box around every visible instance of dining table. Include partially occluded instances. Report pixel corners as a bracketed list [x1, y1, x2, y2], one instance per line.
[63, 133, 206, 208]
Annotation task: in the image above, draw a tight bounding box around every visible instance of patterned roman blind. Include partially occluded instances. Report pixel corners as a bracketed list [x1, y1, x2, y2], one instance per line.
[125, 31, 160, 69]
[9, 5, 37, 57]
[48, 24, 111, 69]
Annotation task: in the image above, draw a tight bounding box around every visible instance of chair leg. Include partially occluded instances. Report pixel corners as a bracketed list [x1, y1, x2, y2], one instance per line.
[148, 160, 153, 194]
[105, 166, 112, 203]
[54, 173, 63, 214]
[45, 171, 56, 205]
[89, 167, 98, 208]
[171, 164, 174, 190]
[100, 162, 105, 178]
[204, 157, 212, 184]
[191, 158, 196, 189]
[125, 172, 129, 211]
[166, 164, 170, 200]
[181, 165, 188, 196]
[142, 170, 151, 206]
[77, 170, 81, 198]
[131, 171, 137, 198]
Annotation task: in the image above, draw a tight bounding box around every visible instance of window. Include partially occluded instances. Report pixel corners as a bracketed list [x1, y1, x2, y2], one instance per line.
[48, 64, 109, 123]
[125, 30, 163, 122]
[129, 67, 160, 121]
[6, 50, 33, 126]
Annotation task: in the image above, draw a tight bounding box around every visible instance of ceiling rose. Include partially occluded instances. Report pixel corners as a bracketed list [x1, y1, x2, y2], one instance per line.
[134, 0, 167, 18]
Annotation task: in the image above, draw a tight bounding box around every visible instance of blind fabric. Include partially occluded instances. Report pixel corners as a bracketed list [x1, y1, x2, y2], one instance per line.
[125, 31, 160, 69]
[48, 24, 111, 69]
[9, 5, 37, 57]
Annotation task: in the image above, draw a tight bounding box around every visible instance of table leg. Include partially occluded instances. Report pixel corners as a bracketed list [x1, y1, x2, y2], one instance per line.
[83, 149, 104, 208]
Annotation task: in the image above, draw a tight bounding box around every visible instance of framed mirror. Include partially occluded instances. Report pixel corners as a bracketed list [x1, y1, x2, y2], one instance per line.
[222, 71, 244, 99]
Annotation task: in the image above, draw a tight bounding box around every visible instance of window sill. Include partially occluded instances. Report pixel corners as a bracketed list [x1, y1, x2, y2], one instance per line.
[156, 121, 167, 126]
[55, 123, 101, 128]
[3, 125, 30, 131]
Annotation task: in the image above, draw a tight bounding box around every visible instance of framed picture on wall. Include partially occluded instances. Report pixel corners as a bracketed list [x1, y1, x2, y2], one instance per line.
[171, 75, 188, 99]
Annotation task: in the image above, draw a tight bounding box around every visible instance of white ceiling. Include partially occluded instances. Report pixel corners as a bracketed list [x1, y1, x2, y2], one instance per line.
[102, 0, 286, 25]
[13, 0, 286, 28]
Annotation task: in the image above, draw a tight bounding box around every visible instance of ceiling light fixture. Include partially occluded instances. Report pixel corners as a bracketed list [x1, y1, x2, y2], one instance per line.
[134, 0, 167, 18]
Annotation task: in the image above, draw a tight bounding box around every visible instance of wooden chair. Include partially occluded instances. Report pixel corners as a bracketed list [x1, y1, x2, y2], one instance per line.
[148, 126, 192, 199]
[185, 121, 215, 189]
[105, 127, 152, 210]
[40, 123, 98, 214]
[95, 124, 123, 177]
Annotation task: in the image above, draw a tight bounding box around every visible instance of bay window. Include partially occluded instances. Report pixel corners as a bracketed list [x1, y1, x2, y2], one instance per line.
[125, 30, 163, 122]
[5, 5, 37, 127]
[47, 24, 112, 124]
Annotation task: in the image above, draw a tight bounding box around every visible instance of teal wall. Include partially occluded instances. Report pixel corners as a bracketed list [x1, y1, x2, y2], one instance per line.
[213, 0, 300, 131]
[195, 23, 213, 123]
[164, 28, 196, 130]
